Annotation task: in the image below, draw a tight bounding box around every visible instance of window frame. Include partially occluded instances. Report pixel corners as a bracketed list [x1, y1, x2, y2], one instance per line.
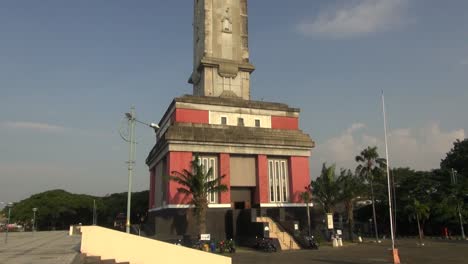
[198, 155, 219, 204]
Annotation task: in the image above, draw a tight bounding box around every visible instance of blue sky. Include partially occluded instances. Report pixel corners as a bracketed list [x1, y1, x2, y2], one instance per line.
[1, 0, 467, 205]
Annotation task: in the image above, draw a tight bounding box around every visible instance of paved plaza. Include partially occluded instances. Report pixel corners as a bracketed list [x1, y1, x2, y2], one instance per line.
[231, 239, 468, 264]
[0, 231, 80, 264]
[0, 232, 467, 264]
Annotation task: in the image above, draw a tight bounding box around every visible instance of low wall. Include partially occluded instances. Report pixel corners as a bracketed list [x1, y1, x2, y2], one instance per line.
[80, 226, 231, 264]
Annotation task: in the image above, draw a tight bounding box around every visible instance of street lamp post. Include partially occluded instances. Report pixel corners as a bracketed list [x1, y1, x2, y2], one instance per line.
[122, 107, 159, 234]
[382, 91, 400, 264]
[5, 202, 12, 244]
[32, 208, 38, 233]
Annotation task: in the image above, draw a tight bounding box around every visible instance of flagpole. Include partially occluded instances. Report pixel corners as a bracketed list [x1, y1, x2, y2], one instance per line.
[382, 91, 399, 263]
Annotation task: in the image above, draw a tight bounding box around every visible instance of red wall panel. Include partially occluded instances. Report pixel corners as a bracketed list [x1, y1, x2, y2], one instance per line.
[167, 151, 193, 204]
[219, 153, 231, 204]
[174, 108, 209, 124]
[271, 116, 299, 130]
[255, 155, 269, 204]
[289, 156, 311, 203]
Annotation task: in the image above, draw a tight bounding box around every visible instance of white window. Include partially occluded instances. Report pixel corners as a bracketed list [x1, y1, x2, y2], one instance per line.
[238, 118, 244, 126]
[268, 159, 289, 203]
[199, 156, 218, 204]
[221, 116, 227, 125]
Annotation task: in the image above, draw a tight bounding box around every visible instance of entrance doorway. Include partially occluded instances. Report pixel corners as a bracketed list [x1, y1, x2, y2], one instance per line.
[231, 187, 254, 209]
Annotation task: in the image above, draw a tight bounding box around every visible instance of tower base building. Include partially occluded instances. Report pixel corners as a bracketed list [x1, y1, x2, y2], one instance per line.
[145, 0, 314, 245]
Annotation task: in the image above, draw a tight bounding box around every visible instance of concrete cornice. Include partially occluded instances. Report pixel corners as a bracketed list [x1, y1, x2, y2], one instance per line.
[199, 57, 255, 74]
[164, 123, 315, 148]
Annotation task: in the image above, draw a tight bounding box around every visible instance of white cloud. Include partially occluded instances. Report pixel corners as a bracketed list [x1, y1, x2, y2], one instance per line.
[297, 0, 408, 38]
[1, 121, 66, 133]
[347, 122, 366, 133]
[312, 122, 465, 177]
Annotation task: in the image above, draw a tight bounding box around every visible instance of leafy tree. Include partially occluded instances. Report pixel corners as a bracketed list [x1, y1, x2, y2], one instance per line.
[439, 139, 468, 238]
[441, 139, 468, 178]
[7, 190, 97, 230]
[169, 156, 228, 235]
[337, 169, 365, 241]
[396, 169, 435, 238]
[2, 189, 149, 231]
[99, 191, 149, 228]
[355, 146, 386, 241]
[311, 163, 340, 214]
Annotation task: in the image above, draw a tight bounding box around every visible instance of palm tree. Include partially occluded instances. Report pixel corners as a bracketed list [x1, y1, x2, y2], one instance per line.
[300, 184, 313, 236]
[170, 156, 228, 235]
[405, 198, 430, 245]
[355, 146, 386, 242]
[312, 163, 341, 241]
[337, 169, 365, 242]
[312, 163, 340, 215]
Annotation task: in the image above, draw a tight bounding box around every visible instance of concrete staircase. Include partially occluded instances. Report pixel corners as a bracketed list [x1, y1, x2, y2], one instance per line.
[256, 216, 300, 250]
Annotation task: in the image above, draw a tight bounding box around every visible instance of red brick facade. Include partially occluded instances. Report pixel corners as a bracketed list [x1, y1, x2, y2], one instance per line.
[174, 108, 209, 124]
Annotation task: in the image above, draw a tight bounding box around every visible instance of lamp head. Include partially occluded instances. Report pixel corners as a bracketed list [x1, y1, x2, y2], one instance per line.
[150, 123, 160, 130]
[125, 113, 132, 119]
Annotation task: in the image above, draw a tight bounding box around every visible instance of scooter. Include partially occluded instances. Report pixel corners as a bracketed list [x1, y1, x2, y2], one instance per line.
[305, 235, 319, 250]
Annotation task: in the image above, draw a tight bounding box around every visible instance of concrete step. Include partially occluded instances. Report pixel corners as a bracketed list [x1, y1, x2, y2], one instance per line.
[83, 255, 130, 264]
[84, 256, 101, 264]
[101, 259, 117, 264]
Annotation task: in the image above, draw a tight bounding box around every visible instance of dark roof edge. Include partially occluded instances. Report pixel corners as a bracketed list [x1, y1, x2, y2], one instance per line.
[175, 95, 301, 113]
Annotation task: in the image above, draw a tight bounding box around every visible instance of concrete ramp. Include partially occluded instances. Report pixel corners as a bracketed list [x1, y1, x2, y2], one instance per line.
[80, 226, 231, 264]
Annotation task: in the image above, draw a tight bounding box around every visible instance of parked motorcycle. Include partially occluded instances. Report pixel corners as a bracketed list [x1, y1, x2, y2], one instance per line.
[255, 237, 277, 252]
[218, 239, 236, 253]
[304, 235, 319, 250]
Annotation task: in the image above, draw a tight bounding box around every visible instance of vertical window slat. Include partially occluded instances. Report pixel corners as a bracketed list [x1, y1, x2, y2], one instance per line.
[267, 159, 289, 203]
[199, 156, 218, 204]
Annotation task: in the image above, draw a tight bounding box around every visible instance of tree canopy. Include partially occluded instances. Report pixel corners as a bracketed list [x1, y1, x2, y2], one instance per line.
[1, 189, 149, 231]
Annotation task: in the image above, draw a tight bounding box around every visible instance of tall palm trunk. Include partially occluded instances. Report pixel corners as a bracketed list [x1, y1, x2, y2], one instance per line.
[416, 213, 423, 244]
[197, 204, 208, 235]
[306, 203, 311, 236]
[346, 201, 355, 242]
[370, 179, 379, 242]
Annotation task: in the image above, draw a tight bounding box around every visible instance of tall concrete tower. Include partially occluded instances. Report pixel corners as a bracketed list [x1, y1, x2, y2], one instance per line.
[189, 0, 255, 100]
[147, 0, 314, 242]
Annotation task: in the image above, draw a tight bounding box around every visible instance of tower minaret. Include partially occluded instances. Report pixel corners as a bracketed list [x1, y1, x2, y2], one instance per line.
[189, 0, 255, 100]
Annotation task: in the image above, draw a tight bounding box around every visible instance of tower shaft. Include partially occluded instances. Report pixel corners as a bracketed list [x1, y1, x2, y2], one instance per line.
[190, 0, 255, 100]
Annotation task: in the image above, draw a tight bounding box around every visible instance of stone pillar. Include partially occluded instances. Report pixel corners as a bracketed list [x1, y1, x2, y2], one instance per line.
[167, 151, 193, 204]
[219, 153, 231, 204]
[289, 156, 311, 203]
[256, 155, 269, 204]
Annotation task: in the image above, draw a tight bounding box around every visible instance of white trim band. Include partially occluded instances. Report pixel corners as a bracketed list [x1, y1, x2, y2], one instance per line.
[260, 203, 314, 208]
[148, 203, 232, 212]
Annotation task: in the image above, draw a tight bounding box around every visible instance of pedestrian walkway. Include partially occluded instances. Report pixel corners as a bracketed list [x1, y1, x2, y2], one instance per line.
[0, 231, 80, 264]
